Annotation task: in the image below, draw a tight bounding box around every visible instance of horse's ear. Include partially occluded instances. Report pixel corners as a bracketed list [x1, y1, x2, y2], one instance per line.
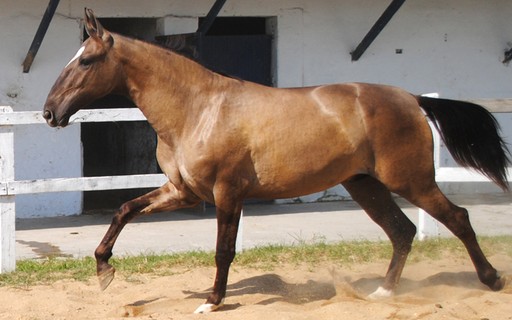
[84, 8, 104, 39]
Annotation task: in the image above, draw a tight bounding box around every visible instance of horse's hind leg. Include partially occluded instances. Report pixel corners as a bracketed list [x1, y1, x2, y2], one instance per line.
[94, 182, 200, 290]
[404, 186, 505, 291]
[342, 175, 417, 298]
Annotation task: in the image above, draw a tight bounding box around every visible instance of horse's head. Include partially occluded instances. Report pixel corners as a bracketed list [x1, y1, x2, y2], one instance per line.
[43, 9, 124, 127]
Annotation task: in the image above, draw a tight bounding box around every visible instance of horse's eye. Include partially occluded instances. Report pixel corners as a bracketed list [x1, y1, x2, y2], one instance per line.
[79, 57, 93, 67]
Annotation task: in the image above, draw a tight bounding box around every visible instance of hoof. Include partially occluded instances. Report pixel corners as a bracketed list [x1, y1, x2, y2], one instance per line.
[98, 265, 116, 291]
[490, 275, 508, 291]
[194, 299, 225, 314]
[368, 286, 393, 300]
[500, 275, 512, 293]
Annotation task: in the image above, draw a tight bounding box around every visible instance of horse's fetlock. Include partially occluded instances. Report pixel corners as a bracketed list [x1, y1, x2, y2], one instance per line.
[479, 268, 500, 288]
[95, 248, 112, 262]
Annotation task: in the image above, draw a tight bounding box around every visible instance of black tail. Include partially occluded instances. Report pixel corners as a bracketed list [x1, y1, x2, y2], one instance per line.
[418, 96, 511, 190]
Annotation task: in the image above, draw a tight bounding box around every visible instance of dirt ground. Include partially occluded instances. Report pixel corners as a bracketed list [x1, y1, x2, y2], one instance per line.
[0, 254, 511, 320]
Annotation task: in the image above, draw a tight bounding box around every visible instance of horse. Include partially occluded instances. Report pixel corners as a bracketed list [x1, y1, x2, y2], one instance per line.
[42, 9, 510, 313]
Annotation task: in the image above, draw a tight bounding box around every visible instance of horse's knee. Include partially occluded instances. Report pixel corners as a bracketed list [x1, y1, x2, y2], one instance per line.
[118, 202, 132, 215]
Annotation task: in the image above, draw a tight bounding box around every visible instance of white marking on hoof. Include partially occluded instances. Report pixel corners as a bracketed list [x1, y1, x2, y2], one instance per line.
[368, 286, 394, 300]
[194, 299, 224, 314]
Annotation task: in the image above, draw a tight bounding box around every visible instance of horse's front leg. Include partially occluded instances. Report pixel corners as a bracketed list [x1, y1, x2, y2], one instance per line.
[195, 201, 243, 313]
[94, 182, 200, 290]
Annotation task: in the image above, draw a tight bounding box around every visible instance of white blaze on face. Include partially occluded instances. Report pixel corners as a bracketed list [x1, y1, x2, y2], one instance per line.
[65, 46, 85, 68]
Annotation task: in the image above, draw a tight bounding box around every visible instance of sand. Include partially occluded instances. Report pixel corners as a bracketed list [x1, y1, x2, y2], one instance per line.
[0, 253, 511, 320]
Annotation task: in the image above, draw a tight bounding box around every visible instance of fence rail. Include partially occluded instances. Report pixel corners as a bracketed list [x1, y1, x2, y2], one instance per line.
[0, 174, 167, 196]
[0, 107, 169, 272]
[1, 98, 511, 272]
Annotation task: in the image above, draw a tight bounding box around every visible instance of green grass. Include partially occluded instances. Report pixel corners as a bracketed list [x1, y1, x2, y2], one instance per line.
[1, 236, 510, 287]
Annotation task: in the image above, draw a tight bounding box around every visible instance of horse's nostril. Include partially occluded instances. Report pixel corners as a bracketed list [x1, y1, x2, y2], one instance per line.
[43, 110, 53, 121]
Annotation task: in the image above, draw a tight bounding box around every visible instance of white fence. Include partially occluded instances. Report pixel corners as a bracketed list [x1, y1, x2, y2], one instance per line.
[1, 100, 511, 273]
[0, 107, 167, 272]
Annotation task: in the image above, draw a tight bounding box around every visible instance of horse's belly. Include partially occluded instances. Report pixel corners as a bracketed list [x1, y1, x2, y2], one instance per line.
[248, 151, 366, 199]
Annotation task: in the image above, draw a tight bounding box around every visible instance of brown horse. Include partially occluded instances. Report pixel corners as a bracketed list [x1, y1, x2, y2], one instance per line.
[43, 9, 509, 313]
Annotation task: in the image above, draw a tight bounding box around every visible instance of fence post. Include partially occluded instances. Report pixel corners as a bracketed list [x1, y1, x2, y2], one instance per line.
[0, 107, 16, 272]
[236, 209, 244, 252]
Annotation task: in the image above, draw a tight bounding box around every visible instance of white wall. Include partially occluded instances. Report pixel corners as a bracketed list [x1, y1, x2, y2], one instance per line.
[1, 1, 83, 217]
[1, 0, 511, 216]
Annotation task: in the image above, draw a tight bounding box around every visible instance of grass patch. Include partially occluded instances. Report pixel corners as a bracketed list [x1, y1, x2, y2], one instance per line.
[2, 256, 97, 287]
[234, 240, 395, 270]
[1, 236, 510, 287]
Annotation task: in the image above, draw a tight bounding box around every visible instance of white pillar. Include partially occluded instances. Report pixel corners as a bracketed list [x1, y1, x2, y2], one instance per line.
[0, 106, 16, 272]
[156, 16, 198, 36]
[236, 209, 244, 252]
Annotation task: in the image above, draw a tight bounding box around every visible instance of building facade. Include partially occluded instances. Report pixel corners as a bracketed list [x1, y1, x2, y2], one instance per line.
[1, 0, 511, 217]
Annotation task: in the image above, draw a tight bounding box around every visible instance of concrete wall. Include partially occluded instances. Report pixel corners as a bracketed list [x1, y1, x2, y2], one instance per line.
[1, 0, 511, 216]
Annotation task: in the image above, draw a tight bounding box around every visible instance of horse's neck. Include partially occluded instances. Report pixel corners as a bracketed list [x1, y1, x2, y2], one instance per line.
[115, 35, 220, 141]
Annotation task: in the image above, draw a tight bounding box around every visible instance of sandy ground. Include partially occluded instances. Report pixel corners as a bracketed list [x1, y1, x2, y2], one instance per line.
[0, 253, 511, 320]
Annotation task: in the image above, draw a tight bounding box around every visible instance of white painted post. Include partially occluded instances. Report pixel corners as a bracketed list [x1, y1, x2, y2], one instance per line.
[418, 93, 441, 240]
[418, 209, 439, 240]
[236, 209, 244, 252]
[0, 107, 16, 272]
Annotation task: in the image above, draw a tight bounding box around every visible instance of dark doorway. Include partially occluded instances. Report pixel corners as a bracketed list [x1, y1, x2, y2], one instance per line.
[81, 18, 159, 211]
[200, 17, 274, 86]
[157, 17, 275, 86]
